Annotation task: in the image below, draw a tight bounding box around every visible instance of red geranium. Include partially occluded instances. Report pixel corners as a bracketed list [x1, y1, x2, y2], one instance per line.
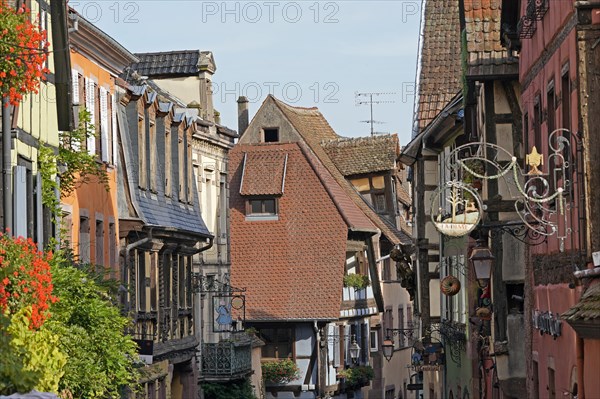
[0, 1, 50, 106]
[0, 233, 57, 329]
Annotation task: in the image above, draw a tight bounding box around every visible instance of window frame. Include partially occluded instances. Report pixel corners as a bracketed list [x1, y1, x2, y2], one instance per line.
[259, 326, 296, 360]
[262, 127, 279, 143]
[245, 197, 279, 220]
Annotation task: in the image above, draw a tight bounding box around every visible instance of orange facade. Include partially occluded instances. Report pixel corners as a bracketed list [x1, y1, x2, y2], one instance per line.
[61, 50, 119, 276]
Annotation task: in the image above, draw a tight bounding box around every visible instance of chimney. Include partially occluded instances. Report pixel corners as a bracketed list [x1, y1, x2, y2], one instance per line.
[237, 96, 249, 135]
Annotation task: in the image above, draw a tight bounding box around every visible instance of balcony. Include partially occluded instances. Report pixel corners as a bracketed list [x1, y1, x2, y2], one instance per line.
[200, 338, 252, 381]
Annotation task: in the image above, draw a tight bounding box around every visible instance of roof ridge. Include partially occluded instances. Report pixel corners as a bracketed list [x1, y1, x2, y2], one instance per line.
[135, 50, 202, 56]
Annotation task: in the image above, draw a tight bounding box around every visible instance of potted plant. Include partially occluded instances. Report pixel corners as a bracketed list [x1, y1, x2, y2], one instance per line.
[343, 274, 370, 290]
[261, 359, 300, 384]
[338, 365, 374, 391]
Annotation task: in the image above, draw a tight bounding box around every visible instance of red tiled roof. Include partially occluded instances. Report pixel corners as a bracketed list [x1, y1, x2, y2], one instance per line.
[230, 143, 347, 321]
[271, 96, 411, 244]
[240, 151, 287, 195]
[463, 0, 518, 76]
[322, 134, 399, 176]
[416, 0, 462, 131]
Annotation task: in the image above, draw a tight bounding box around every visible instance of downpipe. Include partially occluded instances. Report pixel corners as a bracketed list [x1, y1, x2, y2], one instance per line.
[2, 96, 12, 233]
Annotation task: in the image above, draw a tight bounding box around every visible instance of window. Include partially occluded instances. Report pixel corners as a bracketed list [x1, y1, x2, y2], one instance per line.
[187, 132, 193, 203]
[263, 128, 279, 142]
[547, 82, 557, 195]
[260, 327, 294, 359]
[506, 283, 524, 314]
[178, 130, 185, 200]
[150, 252, 157, 311]
[164, 122, 172, 197]
[383, 257, 392, 281]
[385, 388, 395, 399]
[149, 112, 157, 192]
[246, 197, 278, 218]
[79, 216, 90, 263]
[137, 250, 147, 312]
[561, 68, 571, 130]
[369, 329, 378, 352]
[548, 367, 556, 399]
[398, 306, 405, 347]
[384, 307, 393, 343]
[407, 305, 413, 345]
[95, 219, 104, 267]
[178, 255, 185, 308]
[532, 361, 539, 399]
[84, 78, 96, 155]
[374, 193, 386, 212]
[109, 222, 116, 276]
[533, 95, 542, 153]
[138, 106, 147, 189]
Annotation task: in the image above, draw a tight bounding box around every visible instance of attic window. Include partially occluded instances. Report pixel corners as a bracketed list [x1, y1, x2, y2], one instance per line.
[263, 128, 279, 143]
[246, 197, 278, 221]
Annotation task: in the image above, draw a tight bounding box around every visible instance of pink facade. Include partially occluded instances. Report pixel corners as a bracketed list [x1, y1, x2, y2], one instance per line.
[519, 2, 600, 398]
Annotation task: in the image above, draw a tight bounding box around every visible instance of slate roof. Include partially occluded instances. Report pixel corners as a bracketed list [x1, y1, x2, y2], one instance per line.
[322, 134, 399, 176]
[239, 151, 288, 196]
[230, 143, 348, 321]
[463, 0, 518, 77]
[116, 96, 211, 237]
[271, 96, 411, 244]
[416, 0, 462, 133]
[132, 50, 211, 77]
[562, 282, 600, 322]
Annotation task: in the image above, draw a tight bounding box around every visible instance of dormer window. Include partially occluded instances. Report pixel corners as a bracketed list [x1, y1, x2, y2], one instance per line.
[263, 128, 279, 143]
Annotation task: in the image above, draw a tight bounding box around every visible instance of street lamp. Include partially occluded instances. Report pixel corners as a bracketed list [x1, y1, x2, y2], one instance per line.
[349, 335, 361, 363]
[382, 337, 394, 361]
[470, 238, 494, 281]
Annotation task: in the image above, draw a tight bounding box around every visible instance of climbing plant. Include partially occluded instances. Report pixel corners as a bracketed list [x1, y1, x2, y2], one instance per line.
[39, 108, 109, 215]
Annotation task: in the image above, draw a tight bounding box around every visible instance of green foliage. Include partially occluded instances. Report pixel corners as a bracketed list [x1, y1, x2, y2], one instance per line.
[39, 108, 109, 215]
[0, 307, 66, 395]
[261, 359, 300, 384]
[46, 251, 140, 398]
[201, 378, 257, 399]
[338, 365, 374, 391]
[343, 273, 371, 290]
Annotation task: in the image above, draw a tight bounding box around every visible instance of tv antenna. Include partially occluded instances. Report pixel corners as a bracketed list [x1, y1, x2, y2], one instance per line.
[355, 92, 395, 136]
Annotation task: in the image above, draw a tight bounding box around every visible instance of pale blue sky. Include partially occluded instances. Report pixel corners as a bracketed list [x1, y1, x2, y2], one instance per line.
[71, 0, 422, 144]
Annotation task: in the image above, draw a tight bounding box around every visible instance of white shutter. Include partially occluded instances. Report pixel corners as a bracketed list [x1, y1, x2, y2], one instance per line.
[112, 92, 118, 166]
[100, 87, 109, 162]
[13, 166, 27, 237]
[71, 69, 79, 105]
[85, 78, 96, 155]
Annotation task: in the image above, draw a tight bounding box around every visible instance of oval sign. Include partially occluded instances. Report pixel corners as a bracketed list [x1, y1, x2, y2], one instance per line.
[430, 181, 482, 237]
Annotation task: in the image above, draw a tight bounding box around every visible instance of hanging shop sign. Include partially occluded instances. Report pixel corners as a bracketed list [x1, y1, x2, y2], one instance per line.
[431, 181, 482, 237]
[213, 294, 246, 333]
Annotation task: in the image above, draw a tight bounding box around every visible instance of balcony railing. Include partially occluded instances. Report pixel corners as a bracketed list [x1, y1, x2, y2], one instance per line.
[201, 339, 252, 381]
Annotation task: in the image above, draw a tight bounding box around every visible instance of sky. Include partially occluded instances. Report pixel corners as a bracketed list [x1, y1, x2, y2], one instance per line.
[70, 0, 422, 145]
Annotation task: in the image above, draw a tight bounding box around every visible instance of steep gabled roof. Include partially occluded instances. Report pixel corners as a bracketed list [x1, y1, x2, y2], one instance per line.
[416, 0, 462, 132]
[322, 134, 399, 176]
[230, 143, 348, 321]
[463, 0, 518, 77]
[271, 96, 411, 244]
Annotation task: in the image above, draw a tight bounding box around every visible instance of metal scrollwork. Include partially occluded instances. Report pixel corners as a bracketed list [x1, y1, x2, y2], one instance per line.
[433, 129, 580, 250]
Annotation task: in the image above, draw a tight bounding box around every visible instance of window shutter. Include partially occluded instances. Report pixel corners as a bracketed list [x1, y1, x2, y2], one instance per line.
[332, 325, 341, 367]
[71, 70, 79, 105]
[13, 166, 27, 237]
[112, 93, 118, 166]
[85, 78, 96, 155]
[100, 87, 109, 162]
